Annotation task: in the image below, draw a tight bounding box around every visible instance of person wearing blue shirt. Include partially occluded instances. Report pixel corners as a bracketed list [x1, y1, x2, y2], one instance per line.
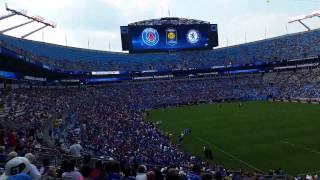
[187, 165, 202, 180]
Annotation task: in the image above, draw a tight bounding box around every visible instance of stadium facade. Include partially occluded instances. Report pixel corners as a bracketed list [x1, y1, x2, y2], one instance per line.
[0, 27, 319, 85]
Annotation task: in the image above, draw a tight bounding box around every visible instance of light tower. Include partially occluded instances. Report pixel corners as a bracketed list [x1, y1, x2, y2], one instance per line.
[0, 3, 56, 38]
[289, 10, 320, 31]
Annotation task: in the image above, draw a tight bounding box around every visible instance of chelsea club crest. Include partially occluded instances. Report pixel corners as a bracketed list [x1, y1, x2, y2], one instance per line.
[187, 29, 200, 44]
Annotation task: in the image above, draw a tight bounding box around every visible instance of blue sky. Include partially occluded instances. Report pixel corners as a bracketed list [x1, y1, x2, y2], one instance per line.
[0, 0, 319, 52]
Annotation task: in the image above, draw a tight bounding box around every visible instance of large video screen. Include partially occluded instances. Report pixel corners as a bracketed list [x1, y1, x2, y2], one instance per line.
[128, 24, 211, 52]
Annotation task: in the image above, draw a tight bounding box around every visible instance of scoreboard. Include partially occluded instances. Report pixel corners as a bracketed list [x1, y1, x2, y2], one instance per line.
[121, 23, 218, 53]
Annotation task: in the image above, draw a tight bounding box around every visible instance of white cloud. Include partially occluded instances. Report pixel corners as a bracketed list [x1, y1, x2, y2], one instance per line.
[12, 0, 74, 10]
[102, 0, 151, 11]
[101, 0, 175, 20]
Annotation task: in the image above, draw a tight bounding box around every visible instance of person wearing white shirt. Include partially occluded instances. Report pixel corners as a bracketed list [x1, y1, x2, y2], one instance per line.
[24, 153, 41, 180]
[135, 165, 147, 180]
[70, 141, 82, 157]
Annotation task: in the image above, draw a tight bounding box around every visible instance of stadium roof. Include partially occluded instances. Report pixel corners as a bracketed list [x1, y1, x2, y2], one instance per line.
[128, 17, 210, 26]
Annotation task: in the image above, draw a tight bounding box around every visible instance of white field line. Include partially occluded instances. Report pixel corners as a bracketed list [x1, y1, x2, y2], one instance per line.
[197, 137, 265, 173]
[280, 141, 320, 175]
[280, 140, 320, 155]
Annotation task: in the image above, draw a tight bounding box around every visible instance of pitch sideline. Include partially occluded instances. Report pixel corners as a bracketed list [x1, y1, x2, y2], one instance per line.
[196, 137, 265, 173]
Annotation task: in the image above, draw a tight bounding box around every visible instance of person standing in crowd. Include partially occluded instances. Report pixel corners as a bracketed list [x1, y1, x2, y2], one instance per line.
[0, 129, 5, 149]
[203, 146, 213, 160]
[39, 158, 56, 180]
[39, 158, 50, 175]
[187, 165, 202, 180]
[165, 168, 181, 180]
[201, 173, 213, 180]
[61, 160, 83, 180]
[8, 131, 17, 152]
[24, 153, 41, 180]
[1, 157, 32, 180]
[80, 166, 92, 180]
[203, 146, 209, 159]
[6, 151, 18, 162]
[135, 165, 147, 180]
[90, 161, 102, 179]
[0, 146, 6, 166]
[121, 166, 135, 180]
[7, 173, 32, 180]
[70, 141, 82, 158]
[105, 161, 121, 180]
[36, 131, 43, 144]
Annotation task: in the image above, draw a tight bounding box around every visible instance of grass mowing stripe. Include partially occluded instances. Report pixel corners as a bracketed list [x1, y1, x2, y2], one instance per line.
[197, 137, 265, 173]
[280, 141, 320, 155]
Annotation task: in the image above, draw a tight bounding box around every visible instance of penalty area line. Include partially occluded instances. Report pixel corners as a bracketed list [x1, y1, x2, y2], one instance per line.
[196, 137, 265, 173]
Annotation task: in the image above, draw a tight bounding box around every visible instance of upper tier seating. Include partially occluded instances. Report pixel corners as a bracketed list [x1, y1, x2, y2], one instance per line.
[1, 29, 320, 71]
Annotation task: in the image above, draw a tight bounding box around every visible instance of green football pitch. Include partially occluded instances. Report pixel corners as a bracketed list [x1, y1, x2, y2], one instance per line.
[146, 101, 320, 175]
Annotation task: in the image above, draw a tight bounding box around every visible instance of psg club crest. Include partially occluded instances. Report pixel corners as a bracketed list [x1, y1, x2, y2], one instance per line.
[141, 28, 159, 47]
[166, 28, 178, 46]
[187, 29, 200, 44]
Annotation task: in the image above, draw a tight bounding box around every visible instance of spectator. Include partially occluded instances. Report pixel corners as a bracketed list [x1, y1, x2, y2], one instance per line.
[7, 173, 32, 180]
[0, 147, 6, 166]
[136, 165, 147, 180]
[89, 161, 102, 179]
[1, 157, 31, 180]
[61, 160, 83, 180]
[24, 153, 41, 180]
[165, 168, 180, 180]
[70, 141, 82, 158]
[121, 166, 135, 180]
[7, 152, 18, 162]
[187, 165, 202, 180]
[105, 161, 121, 180]
[39, 158, 56, 180]
[80, 166, 92, 180]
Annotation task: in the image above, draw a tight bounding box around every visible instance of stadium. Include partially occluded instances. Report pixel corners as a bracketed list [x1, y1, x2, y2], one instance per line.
[0, 0, 320, 179]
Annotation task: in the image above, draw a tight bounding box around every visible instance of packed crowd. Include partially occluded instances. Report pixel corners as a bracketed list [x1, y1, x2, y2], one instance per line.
[1, 29, 320, 71]
[0, 68, 320, 179]
[1, 151, 275, 180]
